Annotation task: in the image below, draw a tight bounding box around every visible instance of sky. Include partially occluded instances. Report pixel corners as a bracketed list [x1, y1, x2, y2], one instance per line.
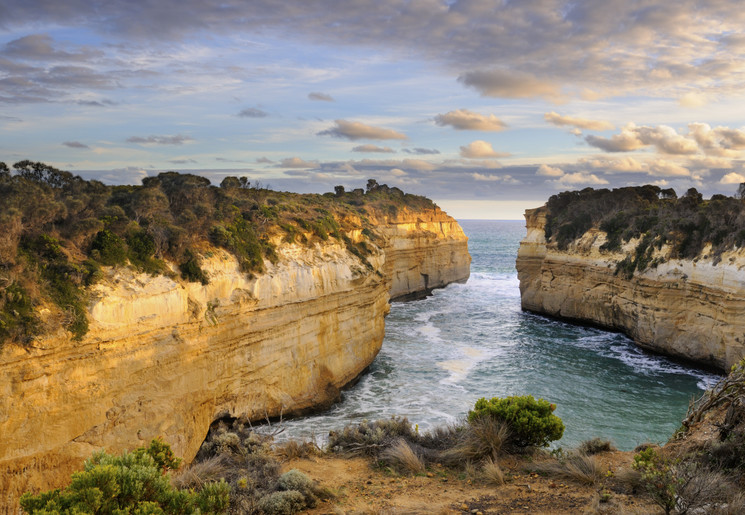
[2, 1, 745, 219]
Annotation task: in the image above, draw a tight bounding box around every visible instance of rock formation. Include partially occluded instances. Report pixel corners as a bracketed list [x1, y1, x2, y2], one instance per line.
[517, 206, 745, 373]
[0, 207, 469, 511]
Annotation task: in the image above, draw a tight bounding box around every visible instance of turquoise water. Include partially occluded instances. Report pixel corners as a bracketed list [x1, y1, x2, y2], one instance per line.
[281, 220, 717, 450]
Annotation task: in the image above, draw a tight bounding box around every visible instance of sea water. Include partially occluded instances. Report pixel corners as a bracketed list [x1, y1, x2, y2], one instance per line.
[279, 220, 718, 451]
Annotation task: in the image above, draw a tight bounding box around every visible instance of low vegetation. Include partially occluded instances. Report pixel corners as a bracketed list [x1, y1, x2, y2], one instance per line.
[0, 161, 437, 348]
[20, 438, 229, 514]
[543, 185, 745, 277]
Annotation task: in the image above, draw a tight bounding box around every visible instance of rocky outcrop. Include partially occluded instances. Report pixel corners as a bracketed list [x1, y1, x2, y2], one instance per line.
[0, 208, 469, 511]
[517, 206, 745, 372]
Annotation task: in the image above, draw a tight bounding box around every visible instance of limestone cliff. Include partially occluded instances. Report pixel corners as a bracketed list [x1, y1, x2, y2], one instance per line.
[517, 206, 745, 372]
[0, 208, 469, 511]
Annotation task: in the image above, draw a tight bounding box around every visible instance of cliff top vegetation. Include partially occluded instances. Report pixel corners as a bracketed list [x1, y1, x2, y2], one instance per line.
[543, 184, 745, 277]
[0, 161, 437, 348]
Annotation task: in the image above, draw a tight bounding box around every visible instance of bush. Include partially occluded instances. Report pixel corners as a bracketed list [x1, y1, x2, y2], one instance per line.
[327, 417, 417, 456]
[90, 229, 128, 266]
[257, 490, 306, 515]
[632, 447, 681, 515]
[578, 437, 616, 455]
[468, 396, 564, 448]
[179, 249, 209, 285]
[20, 439, 229, 514]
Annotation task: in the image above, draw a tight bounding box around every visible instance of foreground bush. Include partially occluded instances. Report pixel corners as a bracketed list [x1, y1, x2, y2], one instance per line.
[20, 438, 229, 514]
[468, 395, 564, 448]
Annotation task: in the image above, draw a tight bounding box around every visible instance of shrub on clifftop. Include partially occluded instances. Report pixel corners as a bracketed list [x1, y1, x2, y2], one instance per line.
[468, 395, 564, 448]
[20, 438, 229, 514]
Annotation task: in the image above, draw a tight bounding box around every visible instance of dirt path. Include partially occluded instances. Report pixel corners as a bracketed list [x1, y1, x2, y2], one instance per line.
[282, 451, 658, 514]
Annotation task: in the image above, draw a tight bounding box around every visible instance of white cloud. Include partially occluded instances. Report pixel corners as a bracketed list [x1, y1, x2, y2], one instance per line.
[308, 92, 334, 101]
[586, 123, 699, 155]
[544, 111, 614, 131]
[277, 157, 319, 168]
[553, 172, 609, 186]
[434, 109, 506, 131]
[536, 164, 564, 177]
[318, 120, 407, 141]
[720, 172, 745, 184]
[460, 140, 507, 159]
[352, 144, 395, 153]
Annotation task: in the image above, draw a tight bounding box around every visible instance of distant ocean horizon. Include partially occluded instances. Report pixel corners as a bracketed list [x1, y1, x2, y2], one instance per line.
[280, 220, 717, 451]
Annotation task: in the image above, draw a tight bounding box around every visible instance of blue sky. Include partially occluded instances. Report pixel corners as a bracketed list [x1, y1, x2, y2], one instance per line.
[2, 1, 745, 219]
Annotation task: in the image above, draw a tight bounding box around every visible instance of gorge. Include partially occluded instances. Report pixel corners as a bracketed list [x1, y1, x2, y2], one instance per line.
[0, 168, 470, 510]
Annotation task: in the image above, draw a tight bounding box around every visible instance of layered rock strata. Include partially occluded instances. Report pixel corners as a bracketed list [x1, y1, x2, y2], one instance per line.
[517, 206, 745, 372]
[0, 208, 469, 511]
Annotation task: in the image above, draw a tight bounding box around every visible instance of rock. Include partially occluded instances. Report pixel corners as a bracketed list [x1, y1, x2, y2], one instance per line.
[516, 206, 745, 371]
[0, 208, 470, 513]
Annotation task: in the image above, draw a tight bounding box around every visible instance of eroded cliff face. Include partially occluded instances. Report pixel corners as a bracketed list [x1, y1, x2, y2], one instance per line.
[517, 206, 745, 372]
[0, 208, 469, 510]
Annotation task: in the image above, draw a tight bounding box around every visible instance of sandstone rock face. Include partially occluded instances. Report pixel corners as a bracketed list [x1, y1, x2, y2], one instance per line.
[0, 208, 469, 511]
[517, 206, 745, 372]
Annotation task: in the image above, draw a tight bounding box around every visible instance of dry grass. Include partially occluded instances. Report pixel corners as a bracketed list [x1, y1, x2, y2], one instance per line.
[480, 458, 505, 486]
[275, 439, 322, 460]
[171, 454, 232, 490]
[529, 453, 603, 485]
[440, 417, 510, 466]
[380, 439, 425, 475]
[577, 437, 616, 455]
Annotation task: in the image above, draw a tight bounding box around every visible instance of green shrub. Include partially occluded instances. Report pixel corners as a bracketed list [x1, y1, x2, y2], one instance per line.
[468, 395, 564, 448]
[90, 229, 128, 266]
[632, 447, 681, 515]
[0, 281, 38, 344]
[179, 249, 209, 285]
[327, 417, 417, 456]
[20, 439, 229, 514]
[257, 490, 305, 515]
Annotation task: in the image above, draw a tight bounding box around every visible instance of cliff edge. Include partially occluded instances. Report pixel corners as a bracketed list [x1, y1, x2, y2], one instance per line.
[0, 170, 469, 510]
[517, 188, 745, 373]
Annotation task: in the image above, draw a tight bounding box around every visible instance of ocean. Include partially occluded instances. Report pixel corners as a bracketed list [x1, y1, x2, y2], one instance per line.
[280, 220, 718, 451]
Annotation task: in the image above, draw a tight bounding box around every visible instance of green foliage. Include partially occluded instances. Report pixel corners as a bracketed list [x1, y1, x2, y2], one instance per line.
[468, 395, 564, 448]
[545, 185, 745, 264]
[90, 229, 128, 266]
[209, 216, 265, 274]
[0, 165, 434, 347]
[0, 281, 39, 344]
[632, 447, 682, 514]
[20, 439, 229, 514]
[178, 249, 209, 285]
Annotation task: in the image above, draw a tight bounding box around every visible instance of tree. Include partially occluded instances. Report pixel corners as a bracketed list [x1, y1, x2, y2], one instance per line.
[737, 182, 745, 200]
[220, 176, 241, 189]
[334, 185, 345, 196]
[366, 178, 379, 193]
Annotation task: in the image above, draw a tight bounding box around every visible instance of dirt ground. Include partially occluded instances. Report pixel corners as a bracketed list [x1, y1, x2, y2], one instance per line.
[282, 451, 659, 514]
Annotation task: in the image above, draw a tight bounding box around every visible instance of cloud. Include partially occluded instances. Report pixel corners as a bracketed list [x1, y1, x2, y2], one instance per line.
[581, 157, 647, 173]
[434, 109, 506, 131]
[648, 159, 691, 177]
[472, 172, 518, 184]
[308, 92, 334, 101]
[3, 34, 100, 62]
[126, 134, 194, 145]
[352, 144, 395, 153]
[318, 119, 407, 141]
[237, 107, 269, 118]
[679, 92, 708, 108]
[403, 148, 440, 155]
[586, 124, 698, 155]
[720, 172, 745, 184]
[277, 157, 319, 169]
[460, 140, 507, 159]
[536, 164, 564, 177]
[544, 111, 614, 131]
[62, 141, 88, 149]
[169, 158, 198, 164]
[256, 157, 274, 163]
[553, 172, 609, 187]
[458, 70, 561, 100]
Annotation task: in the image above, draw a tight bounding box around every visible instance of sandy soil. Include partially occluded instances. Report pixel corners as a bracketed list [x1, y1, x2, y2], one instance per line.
[281, 451, 659, 514]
